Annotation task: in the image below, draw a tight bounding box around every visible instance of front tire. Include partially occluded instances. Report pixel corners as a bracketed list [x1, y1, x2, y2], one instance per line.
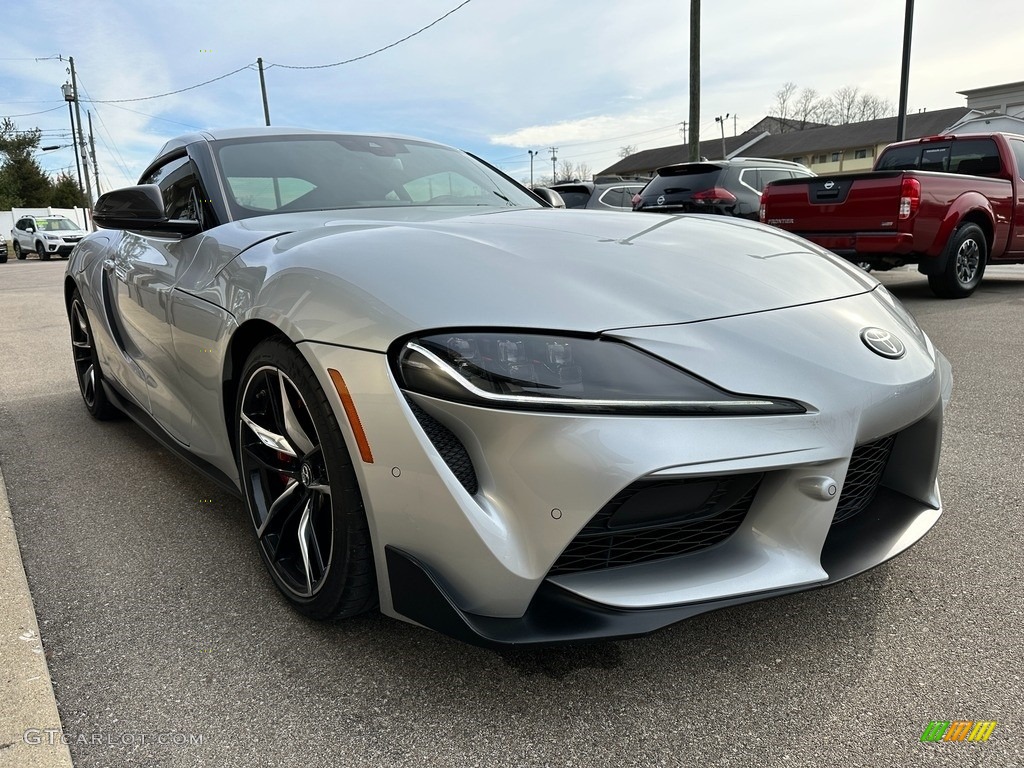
[37, 241, 51, 261]
[928, 223, 986, 298]
[236, 337, 377, 620]
[68, 290, 120, 420]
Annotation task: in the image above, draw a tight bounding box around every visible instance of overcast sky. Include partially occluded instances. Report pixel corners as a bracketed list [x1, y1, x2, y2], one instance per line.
[2, 0, 1021, 192]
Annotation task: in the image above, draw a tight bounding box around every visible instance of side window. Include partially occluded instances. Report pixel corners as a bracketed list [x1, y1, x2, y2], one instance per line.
[1008, 140, 1024, 180]
[598, 188, 626, 208]
[739, 168, 761, 193]
[758, 169, 792, 189]
[139, 155, 208, 226]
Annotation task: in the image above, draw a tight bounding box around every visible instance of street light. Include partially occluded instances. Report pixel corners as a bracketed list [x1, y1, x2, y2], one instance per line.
[527, 149, 541, 188]
[714, 114, 730, 160]
[61, 82, 85, 197]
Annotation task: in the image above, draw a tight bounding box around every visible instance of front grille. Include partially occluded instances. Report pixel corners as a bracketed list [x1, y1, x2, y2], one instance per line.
[549, 474, 762, 575]
[406, 400, 478, 495]
[833, 434, 897, 524]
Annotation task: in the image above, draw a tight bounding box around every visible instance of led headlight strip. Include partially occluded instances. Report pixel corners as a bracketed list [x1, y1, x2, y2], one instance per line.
[400, 339, 804, 416]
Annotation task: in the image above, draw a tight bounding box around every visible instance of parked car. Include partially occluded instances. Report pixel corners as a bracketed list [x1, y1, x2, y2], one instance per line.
[66, 127, 950, 647]
[11, 215, 88, 260]
[760, 132, 1024, 297]
[633, 157, 814, 219]
[0, 237, 7, 263]
[549, 179, 647, 210]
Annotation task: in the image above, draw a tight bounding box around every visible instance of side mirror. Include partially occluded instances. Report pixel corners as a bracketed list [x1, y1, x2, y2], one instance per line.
[93, 184, 201, 236]
[26, 226, 35, 233]
[531, 187, 566, 209]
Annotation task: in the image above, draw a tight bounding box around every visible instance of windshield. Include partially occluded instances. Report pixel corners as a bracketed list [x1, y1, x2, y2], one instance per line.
[642, 166, 724, 198]
[36, 218, 80, 231]
[213, 134, 540, 218]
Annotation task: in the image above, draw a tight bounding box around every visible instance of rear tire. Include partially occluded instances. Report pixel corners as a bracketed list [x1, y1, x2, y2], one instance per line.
[14, 242, 25, 260]
[928, 223, 986, 298]
[236, 337, 377, 621]
[68, 289, 120, 420]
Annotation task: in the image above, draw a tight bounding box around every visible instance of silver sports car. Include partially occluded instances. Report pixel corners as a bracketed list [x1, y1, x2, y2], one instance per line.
[66, 128, 952, 646]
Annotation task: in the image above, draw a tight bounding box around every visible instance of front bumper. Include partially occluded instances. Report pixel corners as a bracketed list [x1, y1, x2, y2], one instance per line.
[302, 288, 951, 645]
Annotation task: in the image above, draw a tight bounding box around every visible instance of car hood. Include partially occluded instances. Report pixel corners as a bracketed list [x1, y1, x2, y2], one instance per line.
[197, 207, 877, 349]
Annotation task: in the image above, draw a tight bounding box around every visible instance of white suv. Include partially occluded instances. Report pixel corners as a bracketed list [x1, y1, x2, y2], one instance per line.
[11, 215, 88, 260]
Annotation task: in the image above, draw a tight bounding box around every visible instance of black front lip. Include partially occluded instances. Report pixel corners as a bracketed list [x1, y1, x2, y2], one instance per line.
[385, 485, 940, 648]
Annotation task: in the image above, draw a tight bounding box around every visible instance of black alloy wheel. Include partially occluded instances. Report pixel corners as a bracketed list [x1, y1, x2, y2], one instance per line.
[237, 338, 376, 620]
[929, 222, 987, 298]
[68, 290, 120, 420]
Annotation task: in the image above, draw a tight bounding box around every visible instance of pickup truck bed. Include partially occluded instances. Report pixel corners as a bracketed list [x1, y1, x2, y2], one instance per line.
[760, 132, 1024, 298]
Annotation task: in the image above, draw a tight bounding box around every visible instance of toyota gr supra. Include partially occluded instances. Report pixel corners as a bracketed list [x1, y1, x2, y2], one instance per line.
[65, 128, 952, 647]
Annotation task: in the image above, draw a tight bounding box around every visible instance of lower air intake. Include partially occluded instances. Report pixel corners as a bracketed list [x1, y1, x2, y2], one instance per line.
[549, 473, 762, 575]
[833, 434, 897, 524]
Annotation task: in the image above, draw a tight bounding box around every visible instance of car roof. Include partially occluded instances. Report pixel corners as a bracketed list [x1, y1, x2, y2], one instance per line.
[155, 127, 452, 159]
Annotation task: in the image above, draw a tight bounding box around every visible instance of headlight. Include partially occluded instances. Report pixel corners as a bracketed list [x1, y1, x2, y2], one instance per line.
[394, 332, 804, 415]
[43, 233, 60, 240]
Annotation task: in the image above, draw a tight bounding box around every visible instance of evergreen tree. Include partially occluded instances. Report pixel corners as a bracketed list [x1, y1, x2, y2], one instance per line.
[50, 171, 88, 208]
[0, 118, 53, 207]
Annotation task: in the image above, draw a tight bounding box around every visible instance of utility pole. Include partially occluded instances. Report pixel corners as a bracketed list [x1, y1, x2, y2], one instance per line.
[257, 57, 271, 126]
[896, 0, 914, 141]
[88, 111, 101, 195]
[549, 147, 558, 183]
[679, 121, 687, 144]
[68, 57, 94, 206]
[688, 0, 701, 161]
[715, 114, 730, 159]
[528, 149, 540, 187]
[733, 114, 738, 137]
[61, 82, 84, 197]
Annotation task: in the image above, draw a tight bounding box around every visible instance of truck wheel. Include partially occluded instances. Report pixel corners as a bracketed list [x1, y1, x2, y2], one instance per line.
[36, 241, 50, 261]
[13, 242, 25, 260]
[928, 223, 986, 298]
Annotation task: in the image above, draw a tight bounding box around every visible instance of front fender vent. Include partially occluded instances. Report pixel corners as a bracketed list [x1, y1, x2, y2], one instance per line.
[406, 400, 478, 495]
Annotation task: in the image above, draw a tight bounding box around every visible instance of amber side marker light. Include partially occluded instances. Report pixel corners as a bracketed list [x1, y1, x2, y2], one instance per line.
[327, 368, 374, 464]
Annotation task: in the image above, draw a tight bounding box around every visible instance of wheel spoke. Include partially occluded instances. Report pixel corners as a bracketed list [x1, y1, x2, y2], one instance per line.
[279, 373, 316, 456]
[297, 499, 315, 596]
[256, 480, 304, 538]
[241, 411, 296, 456]
[242, 443, 297, 476]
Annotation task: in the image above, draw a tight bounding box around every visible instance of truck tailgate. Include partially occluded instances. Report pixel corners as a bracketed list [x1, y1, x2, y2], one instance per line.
[763, 171, 905, 233]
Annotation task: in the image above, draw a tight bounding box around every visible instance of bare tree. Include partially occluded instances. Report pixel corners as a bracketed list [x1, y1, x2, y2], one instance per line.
[619, 144, 638, 159]
[831, 86, 861, 124]
[855, 93, 895, 121]
[793, 87, 822, 128]
[558, 159, 578, 183]
[575, 162, 592, 181]
[773, 82, 798, 127]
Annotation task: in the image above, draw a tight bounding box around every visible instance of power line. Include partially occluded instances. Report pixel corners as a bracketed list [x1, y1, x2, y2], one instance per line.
[99, 101, 203, 130]
[267, 0, 475, 70]
[75, 76, 134, 180]
[83, 62, 255, 104]
[1, 104, 66, 118]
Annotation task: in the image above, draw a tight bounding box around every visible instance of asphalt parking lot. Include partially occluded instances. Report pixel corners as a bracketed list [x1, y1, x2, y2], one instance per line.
[0, 258, 1020, 768]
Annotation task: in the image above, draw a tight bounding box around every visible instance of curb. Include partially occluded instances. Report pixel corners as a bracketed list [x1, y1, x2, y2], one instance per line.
[0, 463, 74, 767]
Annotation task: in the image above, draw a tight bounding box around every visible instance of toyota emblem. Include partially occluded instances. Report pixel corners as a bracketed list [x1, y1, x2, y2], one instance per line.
[860, 328, 906, 359]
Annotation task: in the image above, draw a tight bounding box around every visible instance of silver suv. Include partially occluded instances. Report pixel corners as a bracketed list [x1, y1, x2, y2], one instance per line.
[11, 215, 88, 260]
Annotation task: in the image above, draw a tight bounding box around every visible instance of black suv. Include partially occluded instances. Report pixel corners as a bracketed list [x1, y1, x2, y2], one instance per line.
[633, 158, 813, 220]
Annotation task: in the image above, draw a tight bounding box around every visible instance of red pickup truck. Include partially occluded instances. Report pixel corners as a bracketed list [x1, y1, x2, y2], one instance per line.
[760, 132, 1024, 297]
